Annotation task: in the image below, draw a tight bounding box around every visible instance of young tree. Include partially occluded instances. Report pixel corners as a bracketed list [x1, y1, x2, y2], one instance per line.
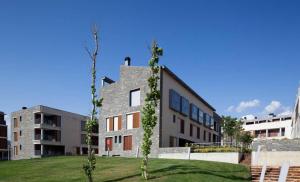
[83, 26, 103, 182]
[239, 131, 253, 149]
[221, 116, 237, 145]
[141, 41, 163, 180]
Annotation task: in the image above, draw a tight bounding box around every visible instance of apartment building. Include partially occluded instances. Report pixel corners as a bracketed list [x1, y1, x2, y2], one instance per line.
[0, 111, 8, 160]
[11, 105, 98, 160]
[291, 87, 300, 139]
[242, 114, 292, 140]
[99, 58, 221, 157]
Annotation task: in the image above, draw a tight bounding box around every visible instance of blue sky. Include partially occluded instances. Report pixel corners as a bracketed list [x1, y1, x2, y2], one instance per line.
[1, 0, 300, 133]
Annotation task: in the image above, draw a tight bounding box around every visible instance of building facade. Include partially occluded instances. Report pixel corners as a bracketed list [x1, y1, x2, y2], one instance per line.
[0, 111, 8, 160]
[99, 60, 221, 157]
[291, 87, 300, 139]
[242, 114, 292, 140]
[11, 105, 98, 160]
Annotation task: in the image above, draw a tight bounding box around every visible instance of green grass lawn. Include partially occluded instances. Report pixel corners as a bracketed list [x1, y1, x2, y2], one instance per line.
[0, 156, 250, 182]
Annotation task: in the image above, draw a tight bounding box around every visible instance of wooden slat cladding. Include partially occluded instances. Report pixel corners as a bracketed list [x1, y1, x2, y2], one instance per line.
[118, 115, 122, 130]
[109, 117, 113, 131]
[123, 135, 132, 150]
[132, 112, 140, 128]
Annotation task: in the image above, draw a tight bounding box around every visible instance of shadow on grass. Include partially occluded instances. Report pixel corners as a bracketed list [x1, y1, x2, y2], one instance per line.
[103, 164, 250, 182]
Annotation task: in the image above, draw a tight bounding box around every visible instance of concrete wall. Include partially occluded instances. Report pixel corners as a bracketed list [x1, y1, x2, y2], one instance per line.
[158, 150, 242, 164]
[252, 151, 300, 166]
[161, 69, 219, 147]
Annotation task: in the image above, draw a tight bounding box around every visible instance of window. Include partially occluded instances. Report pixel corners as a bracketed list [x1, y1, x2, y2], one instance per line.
[190, 104, 198, 121]
[130, 89, 140, 107]
[180, 96, 189, 116]
[14, 132, 18, 141]
[198, 109, 204, 123]
[119, 135, 122, 143]
[123, 135, 132, 151]
[203, 130, 206, 141]
[106, 118, 113, 132]
[114, 117, 119, 131]
[13, 118, 18, 128]
[20, 145, 22, 150]
[208, 133, 211, 142]
[281, 128, 285, 136]
[169, 89, 181, 112]
[19, 130, 22, 136]
[180, 119, 185, 134]
[190, 124, 193, 137]
[173, 115, 176, 123]
[197, 127, 200, 139]
[81, 121, 86, 131]
[19, 116, 22, 122]
[114, 136, 118, 143]
[126, 114, 133, 130]
[203, 113, 207, 126]
[126, 112, 140, 129]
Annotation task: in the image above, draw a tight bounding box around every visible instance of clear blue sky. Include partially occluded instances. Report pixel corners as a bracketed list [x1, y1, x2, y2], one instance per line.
[1, 0, 300, 127]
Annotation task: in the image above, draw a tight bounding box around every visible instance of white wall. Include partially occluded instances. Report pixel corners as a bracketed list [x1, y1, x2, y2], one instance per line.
[252, 151, 300, 166]
[158, 152, 242, 164]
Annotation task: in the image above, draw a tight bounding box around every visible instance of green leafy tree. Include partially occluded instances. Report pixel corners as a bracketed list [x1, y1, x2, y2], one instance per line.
[239, 131, 253, 149]
[141, 41, 163, 180]
[221, 116, 238, 145]
[83, 26, 103, 182]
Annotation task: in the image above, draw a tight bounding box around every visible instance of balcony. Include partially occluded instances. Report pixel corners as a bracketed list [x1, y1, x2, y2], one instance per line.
[34, 113, 61, 130]
[34, 129, 61, 145]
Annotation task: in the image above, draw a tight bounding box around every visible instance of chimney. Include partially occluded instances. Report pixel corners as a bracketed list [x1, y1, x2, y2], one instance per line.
[269, 113, 276, 117]
[124, 57, 131, 66]
[22, 107, 27, 110]
[101, 76, 115, 87]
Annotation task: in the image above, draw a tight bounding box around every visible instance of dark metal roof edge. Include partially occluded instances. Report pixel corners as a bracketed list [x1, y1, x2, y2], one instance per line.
[161, 65, 216, 111]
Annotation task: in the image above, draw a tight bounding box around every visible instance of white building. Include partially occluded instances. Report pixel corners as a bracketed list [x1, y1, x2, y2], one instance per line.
[242, 114, 292, 140]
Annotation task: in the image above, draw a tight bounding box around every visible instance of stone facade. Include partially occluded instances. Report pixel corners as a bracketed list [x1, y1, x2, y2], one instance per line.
[11, 105, 95, 160]
[252, 139, 300, 151]
[99, 63, 221, 157]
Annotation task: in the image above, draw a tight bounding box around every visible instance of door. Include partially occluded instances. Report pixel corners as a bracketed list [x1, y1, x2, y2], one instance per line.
[105, 137, 113, 151]
[123, 135, 132, 151]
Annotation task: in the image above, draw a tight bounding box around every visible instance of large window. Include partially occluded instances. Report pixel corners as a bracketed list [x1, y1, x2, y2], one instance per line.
[126, 112, 140, 129]
[190, 104, 198, 121]
[130, 89, 140, 107]
[203, 113, 207, 126]
[180, 96, 189, 116]
[169, 89, 181, 112]
[198, 109, 204, 123]
[197, 127, 200, 139]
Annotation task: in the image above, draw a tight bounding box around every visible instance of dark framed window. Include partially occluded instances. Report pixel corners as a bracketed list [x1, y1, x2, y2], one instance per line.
[197, 127, 200, 139]
[169, 89, 181, 112]
[115, 136, 118, 143]
[190, 124, 193, 137]
[208, 133, 211, 142]
[19, 130, 22, 136]
[180, 119, 185, 134]
[20, 116, 22, 122]
[20, 145, 22, 150]
[129, 89, 140, 107]
[180, 96, 189, 116]
[190, 104, 198, 121]
[203, 130, 206, 141]
[119, 135, 122, 143]
[173, 115, 176, 123]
